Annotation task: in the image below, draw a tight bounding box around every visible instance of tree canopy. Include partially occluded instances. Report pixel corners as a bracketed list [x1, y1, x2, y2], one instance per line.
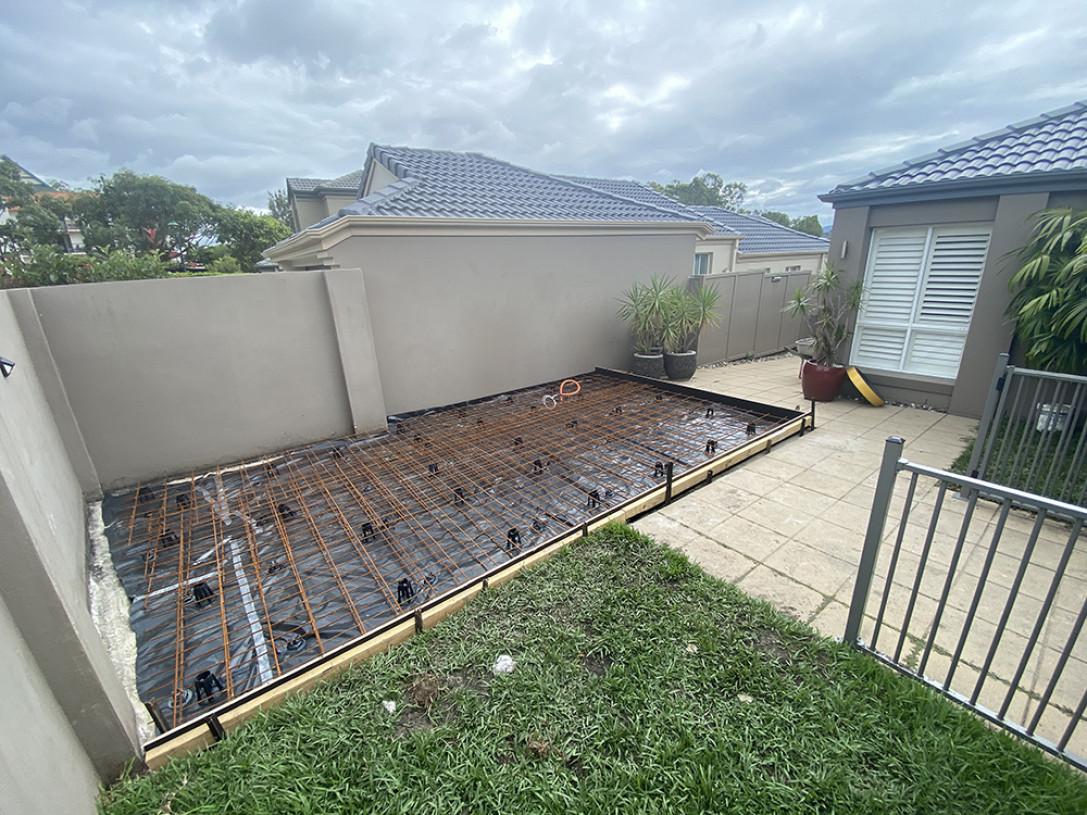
[1, 160, 292, 287]
[646, 172, 825, 236]
[647, 173, 747, 209]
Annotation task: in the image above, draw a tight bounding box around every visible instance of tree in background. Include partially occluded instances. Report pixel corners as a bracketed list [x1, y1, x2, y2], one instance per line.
[217, 207, 291, 271]
[267, 188, 294, 231]
[648, 173, 748, 210]
[0, 156, 70, 259]
[755, 210, 825, 237]
[70, 170, 222, 264]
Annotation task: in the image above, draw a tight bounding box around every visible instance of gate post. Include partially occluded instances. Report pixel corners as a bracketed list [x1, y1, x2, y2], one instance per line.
[844, 436, 904, 646]
[964, 353, 1010, 486]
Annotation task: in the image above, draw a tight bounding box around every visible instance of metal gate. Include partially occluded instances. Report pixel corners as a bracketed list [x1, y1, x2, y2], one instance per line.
[846, 437, 1087, 770]
[966, 354, 1087, 508]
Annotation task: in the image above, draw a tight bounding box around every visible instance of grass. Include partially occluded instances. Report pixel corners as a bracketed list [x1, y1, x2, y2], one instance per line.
[949, 418, 1086, 505]
[99, 524, 1087, 814]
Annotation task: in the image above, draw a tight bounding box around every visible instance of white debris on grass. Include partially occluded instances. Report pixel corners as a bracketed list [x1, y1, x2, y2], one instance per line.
[381, 700, 397, 714]
[492, 654, 516, 675]
[737, 693, 754, 703]
[686, 643, 699, 653]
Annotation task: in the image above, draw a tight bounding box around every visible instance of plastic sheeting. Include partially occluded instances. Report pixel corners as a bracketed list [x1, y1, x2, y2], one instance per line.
[102, 372, 797, 730]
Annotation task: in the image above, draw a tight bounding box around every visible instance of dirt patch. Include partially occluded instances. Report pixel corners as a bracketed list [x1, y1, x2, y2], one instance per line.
[752, 627, 791, 663]
[392, 707, 432, 739]
[406, 674, 444, 710]
[579, 652, 613, 676]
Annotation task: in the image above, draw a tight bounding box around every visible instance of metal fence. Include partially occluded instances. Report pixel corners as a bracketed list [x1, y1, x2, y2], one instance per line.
[846, 437, 1087, 771]
[966, 354, 1087, 508]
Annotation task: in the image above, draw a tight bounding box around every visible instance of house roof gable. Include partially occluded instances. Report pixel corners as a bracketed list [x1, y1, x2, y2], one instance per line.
[822, 100, 1087, 206]
[286, 170, 364, 196]
[336, 145, 698, 223]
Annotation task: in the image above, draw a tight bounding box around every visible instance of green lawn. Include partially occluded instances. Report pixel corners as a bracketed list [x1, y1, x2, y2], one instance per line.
[99, 524, 1087, 814]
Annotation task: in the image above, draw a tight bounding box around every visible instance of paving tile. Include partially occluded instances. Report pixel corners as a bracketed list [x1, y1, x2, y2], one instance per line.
[792, 516, 866, 563]
[736, 565, 827, 622]
[762, 541, 855, 598]
[665, 533, 759, 584]
[705, 514, 790, 562]
[736, 500, 816, 538]
[790, 468, 858, 500]
[808, 600, 850, 639]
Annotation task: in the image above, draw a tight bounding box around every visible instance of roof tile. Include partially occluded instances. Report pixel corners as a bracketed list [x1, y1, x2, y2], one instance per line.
[824, 101, 1087, 200]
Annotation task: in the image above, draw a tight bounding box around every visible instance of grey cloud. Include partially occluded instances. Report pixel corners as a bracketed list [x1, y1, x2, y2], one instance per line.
[1, 0, 1085, 220]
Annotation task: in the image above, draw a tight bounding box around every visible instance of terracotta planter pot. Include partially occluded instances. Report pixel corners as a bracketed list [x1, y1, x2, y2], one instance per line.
[664, 350, 698, 381]
[801, 361, 848, 401]
[631, 352, 666, 379]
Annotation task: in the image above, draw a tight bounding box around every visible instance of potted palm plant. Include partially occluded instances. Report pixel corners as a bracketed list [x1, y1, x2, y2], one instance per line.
[783, 263, 864, 401]
[661, 283, 722, 380]
[617, 274, 671, 378]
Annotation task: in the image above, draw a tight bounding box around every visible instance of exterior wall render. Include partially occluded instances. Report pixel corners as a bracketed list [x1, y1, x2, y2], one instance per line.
[829, 194, 1052, 416]
[733, 250, 826, 277]
[325, 229, 699, 415]
[0, 594, 101, 815]
[26, 272, 386, 488]
[0, 292, 142, 795]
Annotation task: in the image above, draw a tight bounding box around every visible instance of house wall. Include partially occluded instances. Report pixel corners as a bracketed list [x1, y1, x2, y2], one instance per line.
[0, 292, 142, 804]
[24, 271, 387, 489]
[324, 230, 698, 415]
[694, 237, 737, 275]
[734, 250, 826, 276]
[829, 194, 1048, 416]
[291, 196, 328, 231]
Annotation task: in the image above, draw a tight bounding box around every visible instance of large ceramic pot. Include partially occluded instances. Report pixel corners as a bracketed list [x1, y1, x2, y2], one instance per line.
[801, 361, 848, 401]
[631, 352, 666, 379]
[664, 350, 698, 381]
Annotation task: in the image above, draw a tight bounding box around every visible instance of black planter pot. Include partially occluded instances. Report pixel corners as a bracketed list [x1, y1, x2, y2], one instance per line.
[664, 350, 697, 381]
[631, 352, 666, 379]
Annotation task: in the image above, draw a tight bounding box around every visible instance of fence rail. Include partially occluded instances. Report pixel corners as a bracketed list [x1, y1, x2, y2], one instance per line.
[846, 437, 1087, 771]
[966, 354, 1087, 509]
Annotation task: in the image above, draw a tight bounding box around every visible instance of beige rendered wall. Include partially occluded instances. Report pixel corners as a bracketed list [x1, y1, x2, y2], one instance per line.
[0, 594, 101, 815]
[829, 196, 1012, 415]
[292, 196, 328, 231]
[0, 292, 142, 795]
[734, 250, 826, 276]
[328, 230, 697, 415]
[695, 237, 737, 275]
[28, 271, 386, 489]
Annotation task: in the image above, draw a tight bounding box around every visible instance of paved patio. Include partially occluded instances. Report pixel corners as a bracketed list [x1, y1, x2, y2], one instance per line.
[634, 355, 1086, 759]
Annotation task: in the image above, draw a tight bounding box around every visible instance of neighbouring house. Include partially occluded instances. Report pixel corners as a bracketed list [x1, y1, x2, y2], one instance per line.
[276, 147, 829, 372]
[286, 170, 365, 231]
[821, 100, 1087, 416]
[686, 207, 829, 277]
[0, 158, 86, 254]
[267, 145, 712, 414]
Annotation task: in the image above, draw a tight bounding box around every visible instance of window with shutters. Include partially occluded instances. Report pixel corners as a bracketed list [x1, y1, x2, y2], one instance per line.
[851, 225, 991, 378]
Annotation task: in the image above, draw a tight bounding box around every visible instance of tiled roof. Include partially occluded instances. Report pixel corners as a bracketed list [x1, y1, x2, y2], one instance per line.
[687, 207, 829, 254]
[550, 174, 713, 221]
[286, 170, 364, 195]
[336, 146, 698, 222]
[823, 101, 1087, 203]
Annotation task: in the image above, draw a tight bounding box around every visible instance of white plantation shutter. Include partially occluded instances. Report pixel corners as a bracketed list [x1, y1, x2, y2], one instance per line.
[852, 225, 990, 378]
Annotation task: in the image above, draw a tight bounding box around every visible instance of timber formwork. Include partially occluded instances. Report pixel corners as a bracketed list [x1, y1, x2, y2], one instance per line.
[102, 370, 810, 762]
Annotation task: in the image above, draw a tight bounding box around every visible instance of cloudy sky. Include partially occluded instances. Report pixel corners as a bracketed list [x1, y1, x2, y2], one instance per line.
[3, 1, 1086, 224]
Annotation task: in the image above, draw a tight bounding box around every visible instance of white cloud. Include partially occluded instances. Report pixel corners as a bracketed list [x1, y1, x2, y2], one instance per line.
[0, 0, 1084, 221]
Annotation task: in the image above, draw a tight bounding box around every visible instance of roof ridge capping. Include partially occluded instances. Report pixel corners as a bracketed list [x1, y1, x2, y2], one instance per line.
[550, 174, 702, 223]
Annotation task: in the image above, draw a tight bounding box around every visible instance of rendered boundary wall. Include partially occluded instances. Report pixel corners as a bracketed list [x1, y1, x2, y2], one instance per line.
[323, 230, 697, 415]
[0, 293, 141, 815]
[23, 270, 387, 489]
